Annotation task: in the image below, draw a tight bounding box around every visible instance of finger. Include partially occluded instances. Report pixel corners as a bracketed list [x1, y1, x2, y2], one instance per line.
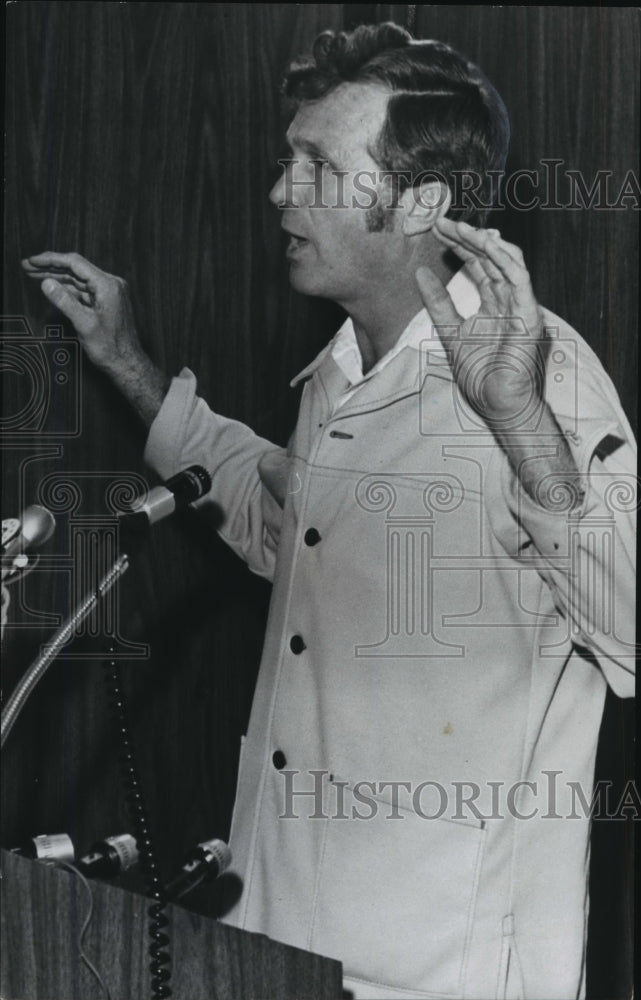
[22, 260, 89, 279]
[27, 275, 91, 305]
[22, 251, 101, 283]
[486, 236, 525, 267]
[437, 221, 529, 288]
[433, 218, 500, 244]
[453, 234, 540, 334]
[433, 224, 520, 318]
[435, 218, 497, 247]
[23, 269, 90, 291]
[415, 265, 463, 328]
[434, 229, 506, 284]
[434, 219, 505, 264]
[44, 283, 94, 306]
[460, 258, 504, 308]
[479, 239, 532, 291]
[40, 278, 91, 327]
[457, 254, 491, 288]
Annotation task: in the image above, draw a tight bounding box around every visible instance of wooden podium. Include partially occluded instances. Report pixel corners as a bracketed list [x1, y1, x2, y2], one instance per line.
[1, 848, 343, 999]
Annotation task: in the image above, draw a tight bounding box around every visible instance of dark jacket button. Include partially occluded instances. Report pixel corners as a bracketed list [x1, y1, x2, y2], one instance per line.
[304, 528, 321, 546]
[272, 750, 287, 770]
[290, 634, 306, 654]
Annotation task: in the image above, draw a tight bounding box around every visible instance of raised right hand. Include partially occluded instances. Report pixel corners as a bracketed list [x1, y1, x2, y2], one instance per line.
[21, 251, 145, 376]
[22, 251, 169, 427]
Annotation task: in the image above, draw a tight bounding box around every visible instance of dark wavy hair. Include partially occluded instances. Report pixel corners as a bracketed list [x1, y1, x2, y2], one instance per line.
[283, 23, 510, 225]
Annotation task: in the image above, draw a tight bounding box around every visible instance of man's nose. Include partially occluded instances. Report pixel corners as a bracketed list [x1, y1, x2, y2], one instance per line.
[268, 167, 287, 208]
[269, 160, 317, 209]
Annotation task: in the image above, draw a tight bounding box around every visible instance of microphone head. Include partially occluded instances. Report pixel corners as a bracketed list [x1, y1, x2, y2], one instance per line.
[165, 466, 212, 505]
[2, 506, 55, 586]
[18, 506, 56, 549]
[199, 838, 232, 875]
[118, 465, 212, 532]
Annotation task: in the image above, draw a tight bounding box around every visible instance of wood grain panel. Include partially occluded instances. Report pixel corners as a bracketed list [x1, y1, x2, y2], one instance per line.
[1, 849, 343, 999]
[2, 0, 344, 884]
[2, 6, 636, 998]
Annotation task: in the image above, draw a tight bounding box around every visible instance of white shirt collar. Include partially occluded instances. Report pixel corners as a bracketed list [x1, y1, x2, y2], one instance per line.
[290, 267, 480, 388]
[330, 267, 480, 390]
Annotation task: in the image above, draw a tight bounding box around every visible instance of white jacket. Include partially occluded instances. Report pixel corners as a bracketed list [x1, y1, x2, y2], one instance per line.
[145, 283, 636, 999]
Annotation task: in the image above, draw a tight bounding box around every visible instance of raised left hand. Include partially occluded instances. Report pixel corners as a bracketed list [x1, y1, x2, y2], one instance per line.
[416, 218, 546, 428]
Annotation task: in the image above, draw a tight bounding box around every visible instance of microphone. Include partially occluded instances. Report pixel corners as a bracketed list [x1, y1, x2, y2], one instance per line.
[77, 832, 139, 879]
[165, 838, 231, 901]
[2, 505, 56, 581]
[118, 465, 212, 530]
[11, 832, 75, 865]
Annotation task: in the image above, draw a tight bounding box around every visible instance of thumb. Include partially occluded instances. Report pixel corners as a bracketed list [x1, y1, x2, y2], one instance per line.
[41, 278, 87, 329]
[415, 265, 461, 328]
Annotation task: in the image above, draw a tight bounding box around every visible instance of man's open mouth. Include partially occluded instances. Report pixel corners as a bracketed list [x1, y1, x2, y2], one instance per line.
[285, 233, 310, 255]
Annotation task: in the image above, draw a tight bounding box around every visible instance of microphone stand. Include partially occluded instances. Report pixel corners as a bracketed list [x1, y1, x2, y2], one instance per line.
[1, 478, 210, 997]
[1, 548, 173, 997]
[0, 553, 129, 749]
[2, 466, 211, 750]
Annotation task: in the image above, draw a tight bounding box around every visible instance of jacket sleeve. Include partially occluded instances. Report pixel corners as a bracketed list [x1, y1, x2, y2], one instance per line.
[143, 368, 286, 581]
[485, 329, 637, 697]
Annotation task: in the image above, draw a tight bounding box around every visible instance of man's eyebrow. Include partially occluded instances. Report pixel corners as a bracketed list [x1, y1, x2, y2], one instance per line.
[284, 134, 337, 164]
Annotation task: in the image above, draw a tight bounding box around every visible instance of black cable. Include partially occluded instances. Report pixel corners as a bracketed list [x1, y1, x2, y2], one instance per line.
[103, 657, 171, 999]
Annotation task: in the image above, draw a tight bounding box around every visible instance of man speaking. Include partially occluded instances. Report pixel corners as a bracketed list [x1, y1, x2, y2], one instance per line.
[23, 23, 635, 1000]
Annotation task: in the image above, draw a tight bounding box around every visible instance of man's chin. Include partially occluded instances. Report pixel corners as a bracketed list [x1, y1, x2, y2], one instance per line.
[287, 264, 322, 297]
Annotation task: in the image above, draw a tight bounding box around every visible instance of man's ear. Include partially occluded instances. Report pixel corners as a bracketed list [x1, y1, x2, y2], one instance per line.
[401, 179, 452, 235]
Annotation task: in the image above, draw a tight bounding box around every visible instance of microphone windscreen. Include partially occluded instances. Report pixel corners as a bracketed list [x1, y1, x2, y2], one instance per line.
[20, 506, 56, 548]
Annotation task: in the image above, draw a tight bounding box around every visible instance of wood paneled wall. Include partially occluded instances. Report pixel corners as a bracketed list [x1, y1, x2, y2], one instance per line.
[2, 5, 637, 997]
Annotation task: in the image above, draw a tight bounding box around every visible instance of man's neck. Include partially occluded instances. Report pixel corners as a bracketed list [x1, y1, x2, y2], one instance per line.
[351, 296, 425, 374]
[349, 250, 458, 374]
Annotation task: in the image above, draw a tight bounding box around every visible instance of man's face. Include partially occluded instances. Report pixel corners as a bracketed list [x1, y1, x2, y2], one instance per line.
[269, 82, 407, 307]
